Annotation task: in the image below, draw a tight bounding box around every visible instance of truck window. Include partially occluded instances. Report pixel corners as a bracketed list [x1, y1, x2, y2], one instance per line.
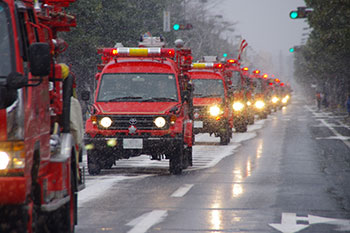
[231, 71, 241, 88]
[97, 73, 178, 102]
[254, 79, 263, 93]
[192, 79, 225, 98]
[0, 3, 14, 77]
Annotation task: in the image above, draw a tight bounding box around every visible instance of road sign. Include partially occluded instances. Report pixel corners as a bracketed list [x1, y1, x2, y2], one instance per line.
[163, 11, 170, 32]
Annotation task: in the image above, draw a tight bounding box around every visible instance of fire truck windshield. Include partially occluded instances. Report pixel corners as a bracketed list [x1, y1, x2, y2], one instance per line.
[97, 73, 178, 102]
[231, 71, 241, 88]
[192, 79, 225, 98]
[0, 3, 13, 77]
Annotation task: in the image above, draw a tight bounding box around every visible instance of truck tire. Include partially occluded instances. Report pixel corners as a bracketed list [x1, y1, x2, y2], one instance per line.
[169, 139, 184, 175]
[235, 122, 248, 133]
[87, 150, 101, 175]
[220, 123, 231, 145]
[247, 115, 255, 125]
[183, 147, 192, 169]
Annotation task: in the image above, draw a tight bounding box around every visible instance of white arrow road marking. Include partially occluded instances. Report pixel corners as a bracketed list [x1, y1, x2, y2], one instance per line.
[308, 214, 350, 226]
[270, 213, 350, 233]
[126, 210, 168, 233]
[171, 184, 194, 197]
[269, 213, 309, 233]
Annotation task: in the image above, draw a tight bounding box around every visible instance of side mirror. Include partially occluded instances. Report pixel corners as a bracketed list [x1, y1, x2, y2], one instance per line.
[29, 43, 51, 76]
[81, 90, 90, 101]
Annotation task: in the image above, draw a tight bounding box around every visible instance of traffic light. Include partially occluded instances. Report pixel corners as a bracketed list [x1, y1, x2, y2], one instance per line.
[289, 7, 312, 19]
[173, 23, 193, 31]
[173, 24, 180, 31]
[289, 46, 302, 53]
[223, 53, 228, 58]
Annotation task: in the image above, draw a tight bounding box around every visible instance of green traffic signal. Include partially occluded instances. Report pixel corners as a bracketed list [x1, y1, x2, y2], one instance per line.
[289, 47, 295, 53]
[289, 11, 298, 19]
[223, 53, 228, 57]
[173, 24, 180, 31]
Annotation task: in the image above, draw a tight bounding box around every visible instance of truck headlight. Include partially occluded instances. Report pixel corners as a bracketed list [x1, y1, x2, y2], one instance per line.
[272, 96, 279, 103]
[100, 117, 112, 128]
[0, 142, 25, 171]
[282, 97, 288, 103]
[255, 100, 265, 109]
[233, 102, 244, 111]
[209, 105, 221, 116]
[154, 117, 166, 128]
[0, 152, 10, 170]
[247, 101, 252, 106]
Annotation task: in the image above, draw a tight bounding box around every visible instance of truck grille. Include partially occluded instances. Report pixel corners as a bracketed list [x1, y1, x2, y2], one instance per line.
[97, 115, 169, 130]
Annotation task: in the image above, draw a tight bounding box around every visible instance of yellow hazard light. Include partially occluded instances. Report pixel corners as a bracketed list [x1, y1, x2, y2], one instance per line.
[191, 63, 223, 69]
[129, 48, 148, 56]
[98, 48, 175, 58]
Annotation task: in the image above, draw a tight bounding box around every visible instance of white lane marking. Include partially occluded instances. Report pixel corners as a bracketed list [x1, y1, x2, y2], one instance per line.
[171, 184, 194, 197]
[78, 175, 152, 205]
[126, 210, 168, 233]
[269, 212, 350, 233]
[318, 119, 350, 149]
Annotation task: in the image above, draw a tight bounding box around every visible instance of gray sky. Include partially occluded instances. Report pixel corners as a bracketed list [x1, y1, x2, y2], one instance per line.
[212, 0, 309, 55]
[210, 0, 309, 77]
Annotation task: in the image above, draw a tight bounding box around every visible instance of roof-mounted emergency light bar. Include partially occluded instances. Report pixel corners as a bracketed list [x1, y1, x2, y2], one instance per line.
[98, 48, 175, 58]
[227, 59, 238, 64]
[191, 63, 223, 69]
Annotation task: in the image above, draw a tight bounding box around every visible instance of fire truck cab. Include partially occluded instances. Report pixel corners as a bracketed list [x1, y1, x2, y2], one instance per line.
[0, 0, 84, 232]
[84, 40, 193, 175]
[189, 62, 233, 145]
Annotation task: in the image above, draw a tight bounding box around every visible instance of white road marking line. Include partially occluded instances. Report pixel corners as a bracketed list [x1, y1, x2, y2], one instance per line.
[171, 184, 194, 197]
[319, 119, 350, 149]
[126, 210, 168, 233]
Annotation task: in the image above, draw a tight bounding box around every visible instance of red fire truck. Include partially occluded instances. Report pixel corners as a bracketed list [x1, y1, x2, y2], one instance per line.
[0, 0, 84, 232]
[223, 61, 254, 132]
[84, 40, 193, 175]
[189, 62, 233, 145]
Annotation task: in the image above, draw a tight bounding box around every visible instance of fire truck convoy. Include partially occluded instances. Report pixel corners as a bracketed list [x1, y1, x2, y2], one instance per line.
[0, 0, 85, 232]
[189, 62, 233, 145]
[84, 41, 194, 175]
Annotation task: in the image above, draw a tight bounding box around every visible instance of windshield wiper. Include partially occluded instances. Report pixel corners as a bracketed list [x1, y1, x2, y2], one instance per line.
[107, 96, 143, 102]
[201, 94, 223, 98]
[143, 97, 177, 102]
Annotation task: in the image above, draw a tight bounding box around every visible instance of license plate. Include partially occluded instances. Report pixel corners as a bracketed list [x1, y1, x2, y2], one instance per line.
[123, 139, 143, 149]
[194, 121, 203, 128]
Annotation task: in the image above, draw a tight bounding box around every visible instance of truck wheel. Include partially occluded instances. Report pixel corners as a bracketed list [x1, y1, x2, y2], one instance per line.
[220, 124, 231, 145]
[169, 140, 183, 175]
[235, 123, 248, 133]
[247, 115, 255, 125]
[259, 112, 267, 119]
[183, 147, 192, 169]
[87, 150, 101, 175]
[101, 155, 114, 169]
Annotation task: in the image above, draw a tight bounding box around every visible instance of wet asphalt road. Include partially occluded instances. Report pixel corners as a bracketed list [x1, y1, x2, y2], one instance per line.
[76, 97, 350, 233]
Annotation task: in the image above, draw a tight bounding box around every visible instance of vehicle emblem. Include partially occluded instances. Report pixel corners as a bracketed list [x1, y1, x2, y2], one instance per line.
[128, 125, 137, 134]
[129, 118, 137, 125]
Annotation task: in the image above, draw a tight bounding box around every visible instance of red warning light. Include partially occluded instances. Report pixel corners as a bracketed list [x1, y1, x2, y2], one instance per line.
[242, 67, 249, 71]
[253, 70, 260, 74]
[263, 74, 268, 79]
